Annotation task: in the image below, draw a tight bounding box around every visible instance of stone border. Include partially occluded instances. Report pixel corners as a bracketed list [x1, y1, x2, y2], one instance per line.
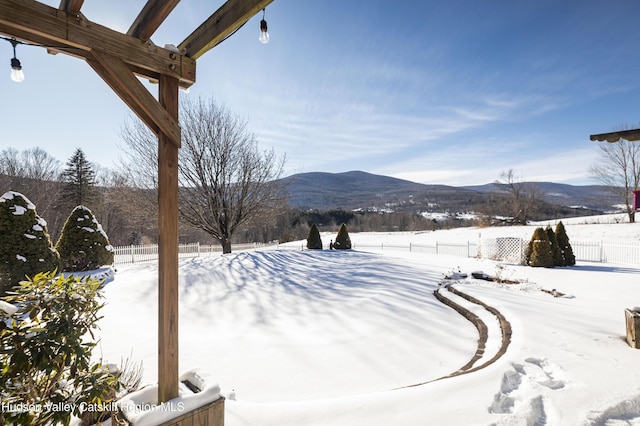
[442, 285, 512, 376]
[401, 283, 512, 389]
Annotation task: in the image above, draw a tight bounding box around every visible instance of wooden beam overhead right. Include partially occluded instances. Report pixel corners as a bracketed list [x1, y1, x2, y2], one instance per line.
[128, 0, 181, 41]
[178, 0, 274, 59]
[590, 129, 640, 143]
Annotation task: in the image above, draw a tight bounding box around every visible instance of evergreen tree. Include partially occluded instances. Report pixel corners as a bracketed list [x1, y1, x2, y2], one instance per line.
[555, 221, 576, 266]
[56, 206, 115, 271]
[333, 223, 352, 250]
[527, 227, 553, 267]
[0, 192, 60, 295]
[306, 223, 323, 250]
[61, 148, 97, 210]
[546, 225, 564, 266]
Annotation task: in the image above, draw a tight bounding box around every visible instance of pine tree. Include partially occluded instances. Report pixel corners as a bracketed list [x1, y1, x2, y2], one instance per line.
[555, 221, 576, 266]
[306, 223, 323, 250]
[61, 148, 97, 210]
[527, 227, 553, 267]
[546, 225, 564, 266]
[0, 192, 60, 295]
[333, 223, 352, 250]
[56, 206, 115, 272]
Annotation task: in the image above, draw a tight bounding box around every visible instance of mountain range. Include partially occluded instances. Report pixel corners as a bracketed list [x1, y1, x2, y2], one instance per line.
[281, 171, 621, 215]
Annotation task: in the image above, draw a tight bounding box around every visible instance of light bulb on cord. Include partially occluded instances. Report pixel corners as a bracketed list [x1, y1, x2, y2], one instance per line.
[10, 57, 24, 82]
[259, 9, 269, 44]
[9, 39, 24, 83]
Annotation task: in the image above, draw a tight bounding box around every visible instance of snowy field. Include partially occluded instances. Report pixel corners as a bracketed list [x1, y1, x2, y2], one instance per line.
[95, 215, 640, 425]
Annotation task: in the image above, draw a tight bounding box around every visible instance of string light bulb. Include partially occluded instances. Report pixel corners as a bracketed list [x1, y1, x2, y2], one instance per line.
[9, 39, 24, 83]
[259, 9, 269, 44]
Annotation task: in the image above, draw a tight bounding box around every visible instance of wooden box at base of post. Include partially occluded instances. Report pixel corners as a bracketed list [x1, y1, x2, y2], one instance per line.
[625, 308, 640, 349]
[160, 397, 224, 426]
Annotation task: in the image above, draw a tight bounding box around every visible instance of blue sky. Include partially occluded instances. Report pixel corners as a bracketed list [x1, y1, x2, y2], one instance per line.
[1, 1, 639, 186]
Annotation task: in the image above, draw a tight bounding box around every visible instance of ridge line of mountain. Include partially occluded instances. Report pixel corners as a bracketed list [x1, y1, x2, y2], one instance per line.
[281, 170, 619, 213]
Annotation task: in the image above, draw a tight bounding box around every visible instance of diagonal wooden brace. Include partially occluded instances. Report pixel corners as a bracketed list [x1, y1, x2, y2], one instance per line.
[87, 50, 181, 148]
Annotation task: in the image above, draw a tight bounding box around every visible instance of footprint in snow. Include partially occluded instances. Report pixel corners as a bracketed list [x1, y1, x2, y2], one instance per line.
[488, 358, 567, 425]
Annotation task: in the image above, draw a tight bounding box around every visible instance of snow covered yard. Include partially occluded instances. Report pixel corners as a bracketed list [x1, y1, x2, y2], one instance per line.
[96, 221, 640, 425]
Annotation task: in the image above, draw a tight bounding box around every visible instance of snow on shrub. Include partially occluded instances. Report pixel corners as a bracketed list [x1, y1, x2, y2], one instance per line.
[0, 191, 60, 295]
[0, 272, 121, 425]
[56, 205, 115, 272]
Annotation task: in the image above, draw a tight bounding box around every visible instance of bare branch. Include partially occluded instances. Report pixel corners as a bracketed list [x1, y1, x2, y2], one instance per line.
[119, 98, 287, 252]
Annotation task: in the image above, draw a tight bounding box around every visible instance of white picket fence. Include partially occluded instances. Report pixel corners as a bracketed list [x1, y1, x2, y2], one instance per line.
[571, 240, 640, 264]
[113, 242, 276, 265]
[113, 239, 640, 266]
[351, 241, 479, 258]
[351, 238, 640, 266]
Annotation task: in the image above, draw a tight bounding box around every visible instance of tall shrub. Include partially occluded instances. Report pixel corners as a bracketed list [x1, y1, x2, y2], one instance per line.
[0, 191, 60, 295]
[306, 223, 323, 250]
[555, 221, 576, 266]
[546, 225, 564, 266]
[56, 206, 115, 272]
[527, 227, 553, 267]
[0, 272, 120, 425]
[333, 223, 352, 250]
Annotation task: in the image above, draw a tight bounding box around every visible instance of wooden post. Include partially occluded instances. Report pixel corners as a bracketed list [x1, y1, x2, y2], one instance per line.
[625, 308, 640, 349]
[158, 74, 180, 403]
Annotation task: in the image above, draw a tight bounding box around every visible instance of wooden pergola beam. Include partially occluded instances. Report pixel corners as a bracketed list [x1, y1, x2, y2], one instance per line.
[58, 0, 84, 15]
[2, 0, 276, 410]
[590, 129, 640, 143]
[178, 0, 274, 59]
[128, 0, 181, 41]
[87, 51, 181, 148]
[0, 0, 196, 87]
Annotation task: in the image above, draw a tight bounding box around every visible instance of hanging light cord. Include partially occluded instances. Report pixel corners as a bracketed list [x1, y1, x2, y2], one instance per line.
[0, 35, 80, 53]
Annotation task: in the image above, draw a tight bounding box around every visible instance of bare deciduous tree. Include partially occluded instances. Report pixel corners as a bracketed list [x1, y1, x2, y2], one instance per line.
[0, 147, 63, 236]
[493, 169, 543, 225]
[0, 147, 61, 182]
[589, 134, 640, 223]
[119, 97, 287, 253]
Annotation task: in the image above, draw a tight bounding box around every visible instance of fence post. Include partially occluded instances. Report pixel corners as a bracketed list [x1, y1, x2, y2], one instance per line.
[197, 242, 200, 257]
[409, 242, 412, 252]
[131, 245, 135, 264]
[436, 241, 439, 255]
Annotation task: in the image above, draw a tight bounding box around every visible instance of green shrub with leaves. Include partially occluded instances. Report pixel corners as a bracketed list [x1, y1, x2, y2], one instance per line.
[0, 191, 60, 295]
[527, 227, 553, 267]
[56, 206, 115, 272]
[0, 272, 121, 425]
[306, 223, 323, 250]
[333, 223, 352, 250]
[555, 221, 576, 266]
[545, 225, 563, 267]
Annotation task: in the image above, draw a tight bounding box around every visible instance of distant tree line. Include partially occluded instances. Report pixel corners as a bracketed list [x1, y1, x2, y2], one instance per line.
[1, 146, 477, 248]
[0, 147, 153, 246]
[1, 148, 591, 250]
[4, 146, 624, 252]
